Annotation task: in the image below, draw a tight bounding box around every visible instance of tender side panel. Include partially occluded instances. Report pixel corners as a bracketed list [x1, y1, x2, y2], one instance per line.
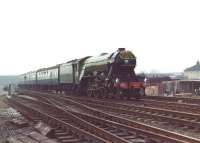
[83, 54, 111, 75]
[60, 63, 73, 84]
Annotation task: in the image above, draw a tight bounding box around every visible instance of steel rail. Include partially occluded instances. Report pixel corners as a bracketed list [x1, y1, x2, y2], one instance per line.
[7, 97, 109, 143]
[138, 99, 200, 114]
[24, 91, 200, 143]
[51, 96, 200, 143]
[11, 96, 131, 143]
[47, 97, 160, 143]
[65, 95, 200, 122]
[18, 90, 200, 143]
[143, 95, 200, 105]
[69, 97, 200, 130]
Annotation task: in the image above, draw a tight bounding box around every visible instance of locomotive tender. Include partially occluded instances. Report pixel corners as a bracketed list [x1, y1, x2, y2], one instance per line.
[18, 48, 145, 99]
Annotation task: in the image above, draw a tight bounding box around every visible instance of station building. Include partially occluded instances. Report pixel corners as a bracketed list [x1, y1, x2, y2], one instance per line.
[184, 61, 200, 80]
[158, 61, 200, 96]
[178, 61, 200, 95]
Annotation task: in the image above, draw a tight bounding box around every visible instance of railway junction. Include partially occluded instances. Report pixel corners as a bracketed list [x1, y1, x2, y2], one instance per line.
[0, 89, 200, 143]
[1, 49, 200, 143]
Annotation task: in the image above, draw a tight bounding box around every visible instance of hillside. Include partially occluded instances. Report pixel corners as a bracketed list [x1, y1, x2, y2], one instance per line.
[0, 76, 18, 85]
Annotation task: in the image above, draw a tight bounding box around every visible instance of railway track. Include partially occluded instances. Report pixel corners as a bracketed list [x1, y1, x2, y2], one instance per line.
[64, 93, 200, 115]
[143, 95, 200, 105]
[64, 95, 200, 137]
[66, 95, 200, 121]
[100, 95, 200, 115]
[16, 90, 200, 143]
[130, 99, 200, 114]
[12, 95, 175, 143]
[8, 97, 109, 143]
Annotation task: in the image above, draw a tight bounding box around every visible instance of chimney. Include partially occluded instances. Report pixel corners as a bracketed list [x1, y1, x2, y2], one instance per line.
[118, 48, 125, 51]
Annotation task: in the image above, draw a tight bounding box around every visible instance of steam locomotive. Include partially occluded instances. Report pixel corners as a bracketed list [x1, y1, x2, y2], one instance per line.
[18, 48, 145, 99]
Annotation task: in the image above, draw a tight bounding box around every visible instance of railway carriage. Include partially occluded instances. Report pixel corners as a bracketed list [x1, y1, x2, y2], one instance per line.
[26, 71, 37, 86]
[18, 74, 26, 87]
[36, 66, 59, 91]
[18, 71, 37, 89]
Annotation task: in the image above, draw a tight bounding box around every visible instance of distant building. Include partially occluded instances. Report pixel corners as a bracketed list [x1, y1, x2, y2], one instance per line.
[184, 61, 200, 80]
[169, 73, 184, 80]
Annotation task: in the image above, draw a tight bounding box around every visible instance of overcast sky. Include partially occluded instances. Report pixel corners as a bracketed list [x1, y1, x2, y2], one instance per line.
[0, 0, 200, 75]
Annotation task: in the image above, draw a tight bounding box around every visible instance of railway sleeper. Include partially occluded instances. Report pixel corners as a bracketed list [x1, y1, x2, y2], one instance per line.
[8, 99, 110, 143]
[79, 99, 200, 131]
[68, 96, 200, 122]
[17, 92, 200, 143]
[70, 111, 160, 143]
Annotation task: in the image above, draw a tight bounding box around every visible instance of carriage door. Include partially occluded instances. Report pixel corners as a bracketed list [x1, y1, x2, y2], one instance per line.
[72, 63, 79, 84]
